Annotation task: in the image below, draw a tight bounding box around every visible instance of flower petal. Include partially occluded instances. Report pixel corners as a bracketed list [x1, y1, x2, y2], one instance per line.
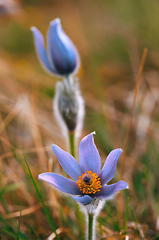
[47, 18, 80, 75]
[79, 132, 100, 175]
[71, 195, 93, 205]
[95, 180, 129, 199]
[99, 149, 122, 185]
[39, 173, 82, 195]
[52, 145, 83, 181]
[31, 27, 58, 75]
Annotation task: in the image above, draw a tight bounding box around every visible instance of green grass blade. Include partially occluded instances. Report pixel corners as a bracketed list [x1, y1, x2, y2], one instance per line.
[17, 210, 22, 240]
[0, 197, 17, 227]
[0, 183, 23, 196]
[29, 226, 41, 240]
[1, 228, 17, 238]
[129, 206, 143, 239]
[0, 216, 28, 240]
[124, 196, 129, 233]
[24, 156, 60, 240]
[152, 234, 159, 240]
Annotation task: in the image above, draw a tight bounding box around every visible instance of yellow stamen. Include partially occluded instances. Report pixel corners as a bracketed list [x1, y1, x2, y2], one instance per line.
[76, 171, 102, 194]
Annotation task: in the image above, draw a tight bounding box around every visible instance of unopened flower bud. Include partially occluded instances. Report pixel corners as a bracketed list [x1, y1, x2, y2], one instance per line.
[53, 77, 84, 137]
[31, 18, 80, 77]
[57, 79, 78, 131]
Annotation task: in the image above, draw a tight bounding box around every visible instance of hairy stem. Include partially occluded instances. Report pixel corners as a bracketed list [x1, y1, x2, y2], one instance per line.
[88, 213, 94, 240]
[69, 131, 76, 158]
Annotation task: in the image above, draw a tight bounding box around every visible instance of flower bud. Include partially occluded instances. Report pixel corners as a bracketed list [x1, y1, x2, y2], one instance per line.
[53, 77, 84, 137]
[31, 18, 80, 77]
[57, 79, 78, 131]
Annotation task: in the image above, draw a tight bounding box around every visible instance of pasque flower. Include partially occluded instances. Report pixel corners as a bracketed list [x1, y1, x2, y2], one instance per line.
[39, 132, 128, 205]
[31, 18, 80, 77]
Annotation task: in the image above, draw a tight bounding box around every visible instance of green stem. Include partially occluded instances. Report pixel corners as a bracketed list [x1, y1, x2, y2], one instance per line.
[88, 213, 94, 240]
[69, 131, 76, 158]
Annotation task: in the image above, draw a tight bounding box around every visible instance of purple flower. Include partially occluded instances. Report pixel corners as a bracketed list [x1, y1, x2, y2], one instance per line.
[39, 132, 128, 205]
[31, 18, 80, 77]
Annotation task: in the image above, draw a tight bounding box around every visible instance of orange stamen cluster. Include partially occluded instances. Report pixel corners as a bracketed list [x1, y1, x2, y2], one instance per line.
[76, 171, 102, 194]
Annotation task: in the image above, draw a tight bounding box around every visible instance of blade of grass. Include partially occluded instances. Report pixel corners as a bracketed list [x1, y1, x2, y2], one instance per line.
[118, 47, 148, 221]
[129, 206, 143, 239]
[124, 196, 129, 233]
[116, 205, 121, 232]
[0, 183, 23, 197]
[29, 230, 34, 240]
[0, 195, 17, 227]
[13, 152, 28, 174]
[0, 215, 18, 239]
[1, 228, 17, 238]
[0, 216, 15, 234]
[121, 47, 148, 175]
[24, 156, 60, 240]
[104, 203, 120, 231]
[0, 216, 28, 240]
[17, 210, 22, 240]
[152, 234, 159, 240]
[29, 226, 41, 240]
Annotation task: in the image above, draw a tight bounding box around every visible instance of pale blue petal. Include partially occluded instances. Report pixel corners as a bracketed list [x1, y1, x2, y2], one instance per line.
[31, 27, 58, 75]
[39, 173, 82, 195]
[71, 195, 93, 205]
[99, 149, 122, 185]
[47, 19, 79, 75]
[79, 132, 100, 175]
[52, 145, 83, 181]
[95, 180, 129, 199]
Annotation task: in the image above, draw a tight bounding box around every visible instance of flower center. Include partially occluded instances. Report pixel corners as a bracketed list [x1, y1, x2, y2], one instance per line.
[76, 171, 102, 194]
